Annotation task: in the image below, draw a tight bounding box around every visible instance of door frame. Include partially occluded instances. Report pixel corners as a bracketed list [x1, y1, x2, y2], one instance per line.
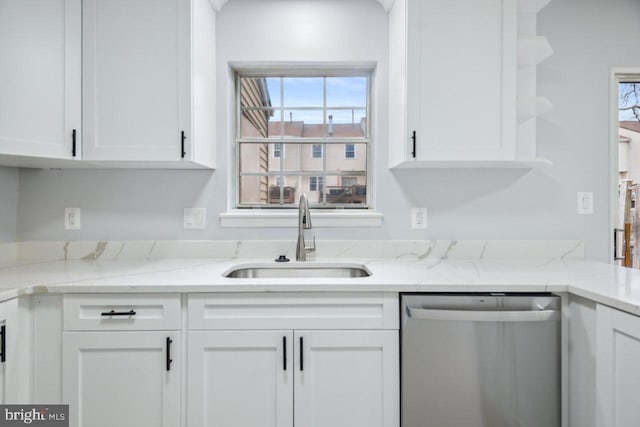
[609, 68, 640, 263]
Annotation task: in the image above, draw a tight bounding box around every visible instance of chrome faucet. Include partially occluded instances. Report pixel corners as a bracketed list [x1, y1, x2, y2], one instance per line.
[296, 194, 316, 261]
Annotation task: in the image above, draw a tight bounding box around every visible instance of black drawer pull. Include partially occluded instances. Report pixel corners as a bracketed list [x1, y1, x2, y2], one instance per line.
[283, 336, 287, 371]
[100, 309, 136, 317]
[0, 325, 6, 363]
[299, 336, 304, 371]
[166, 337, 173, 371]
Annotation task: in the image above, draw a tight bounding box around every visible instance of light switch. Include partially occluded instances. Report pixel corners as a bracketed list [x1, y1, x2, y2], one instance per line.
[577, 192, 593, 215]
[184, 208, 206, 229]
[65, 208, 81, 230]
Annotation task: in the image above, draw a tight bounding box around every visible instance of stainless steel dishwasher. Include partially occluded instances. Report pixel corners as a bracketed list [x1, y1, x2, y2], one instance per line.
[401, 293, 560, 427]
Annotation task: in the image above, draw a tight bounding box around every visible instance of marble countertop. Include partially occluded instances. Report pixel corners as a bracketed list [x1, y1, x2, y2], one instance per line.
[1, 255, 639, 316]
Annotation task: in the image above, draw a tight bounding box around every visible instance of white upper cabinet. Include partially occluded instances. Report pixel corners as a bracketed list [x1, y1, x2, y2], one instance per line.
[0, 0, 81, 163]
[389, 0, 553, 168]
[82, 0, 216, 168]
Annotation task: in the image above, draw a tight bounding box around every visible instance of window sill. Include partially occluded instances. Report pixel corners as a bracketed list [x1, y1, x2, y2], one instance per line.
[219, 210, 384, 228]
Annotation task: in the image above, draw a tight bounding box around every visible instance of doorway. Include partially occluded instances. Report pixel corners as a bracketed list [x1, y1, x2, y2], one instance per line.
[612, 70, 640, 267]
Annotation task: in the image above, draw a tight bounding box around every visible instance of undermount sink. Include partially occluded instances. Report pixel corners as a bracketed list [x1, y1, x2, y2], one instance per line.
[224, 263, 371, 279]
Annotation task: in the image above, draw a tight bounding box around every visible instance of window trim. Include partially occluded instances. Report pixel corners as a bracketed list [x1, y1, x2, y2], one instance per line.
[232, 66, 375, 213]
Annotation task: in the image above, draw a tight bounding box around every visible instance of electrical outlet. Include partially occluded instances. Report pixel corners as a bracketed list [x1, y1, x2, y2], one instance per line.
[184, 208, 206, 229]
[65, 208, 81, 230]
[411, 208, 427, 229]
[577, 192, 593, 215]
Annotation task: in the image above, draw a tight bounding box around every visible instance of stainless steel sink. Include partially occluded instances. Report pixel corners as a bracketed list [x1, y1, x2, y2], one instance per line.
[224, 263, 371, 279]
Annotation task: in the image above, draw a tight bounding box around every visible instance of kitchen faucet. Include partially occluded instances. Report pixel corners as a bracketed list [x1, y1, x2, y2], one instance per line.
[296, 194, 316, 261]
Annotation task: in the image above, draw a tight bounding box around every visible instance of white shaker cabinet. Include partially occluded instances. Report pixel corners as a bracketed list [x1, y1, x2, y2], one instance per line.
[62, 294, 182, 427]
[596, 304, 640, 427]
[388, 0, 553, 167]
[63, 332, 181, 427]
[188, 331, 294, 427]
[187, 293, 400, 427]
[295, 330, 399, 427]
[82, 0, 215, 168]
[0, 0, 81, 162]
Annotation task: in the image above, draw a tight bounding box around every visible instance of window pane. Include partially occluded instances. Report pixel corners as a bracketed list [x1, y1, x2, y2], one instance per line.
[326, 77, 367, 107]
[240, 108, 279, 138]
[265, 77, 281, 108]
[326, 143, 366, 172]
[239, 143, 270, 174]
[326, 110, 367, 138]
[311, 144, 322, 158]
[283, 77, 323, 107]
[324, 175, 367, 205]
[239, 175, 270, 205]
[283, 109, 324, 137]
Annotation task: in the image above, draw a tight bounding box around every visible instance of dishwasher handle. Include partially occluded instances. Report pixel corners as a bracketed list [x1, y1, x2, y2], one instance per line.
[406, 307, 560, 322]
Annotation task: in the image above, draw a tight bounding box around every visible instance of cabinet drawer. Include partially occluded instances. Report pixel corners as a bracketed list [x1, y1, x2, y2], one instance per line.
[188, 293, 399, 330]
[63, 294, 181, 331]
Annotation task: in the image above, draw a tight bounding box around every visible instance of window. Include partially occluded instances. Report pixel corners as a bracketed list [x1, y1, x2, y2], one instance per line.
[273, 143, 283, 158]
[312, 144, 323, 159]
[309, 176, 324, 192]
[236, 72, 370, 207]
[345, 144, 355, 159]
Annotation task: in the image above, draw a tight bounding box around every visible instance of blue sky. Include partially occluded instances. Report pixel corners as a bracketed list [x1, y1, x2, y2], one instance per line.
[619, 82, 640, 121]
[265, 77, 367, 124]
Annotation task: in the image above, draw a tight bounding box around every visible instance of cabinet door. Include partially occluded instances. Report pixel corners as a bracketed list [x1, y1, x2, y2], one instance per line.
[294, 330, 399, 427]
[188, 330, 293, 427]
[63, 331, 180, 427]
[0, 0, 80, 159]
[0, 302, 6, 404]
[596, 305, 640, 427]
[82, 0, 190, 161]
[406, 0, 517, 161]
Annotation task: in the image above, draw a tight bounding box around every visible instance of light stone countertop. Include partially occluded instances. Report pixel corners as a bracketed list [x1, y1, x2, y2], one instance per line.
[0, 256, 638, 317]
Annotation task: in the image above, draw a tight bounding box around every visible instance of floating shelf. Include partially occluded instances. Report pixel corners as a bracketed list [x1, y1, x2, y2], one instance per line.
[518, 36, 554, 66]
[517, 96, 554, 119]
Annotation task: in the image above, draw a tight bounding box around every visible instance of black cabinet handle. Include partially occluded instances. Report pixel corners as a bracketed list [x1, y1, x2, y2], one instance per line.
[299, 336, 304, 371]
[411, 130, 416, 158]
[614, 228, 625, 261]
[181, 131, 186, 158]
[100, 309, 136, 317]
[0, 325, 6, 363]
[283, 336, 287, 371]
[72, 129, 77, 157]
[166, 337, 173, 371]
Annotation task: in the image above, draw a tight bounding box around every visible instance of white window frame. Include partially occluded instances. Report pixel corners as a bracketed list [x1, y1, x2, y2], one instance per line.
[345, 144, 356, 159]
[222, 65, 383, 228]
[309, 176, 323, 192]
[311, 144, 323, 159]
[273, 143, 284, 159]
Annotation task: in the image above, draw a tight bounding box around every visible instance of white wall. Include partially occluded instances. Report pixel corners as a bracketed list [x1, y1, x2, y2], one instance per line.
[0, 167, 18, 242]
[14, 0, 640, 261]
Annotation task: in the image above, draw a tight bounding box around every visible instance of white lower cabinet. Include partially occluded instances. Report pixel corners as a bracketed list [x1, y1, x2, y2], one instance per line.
[596, 304, 640, 427]
[295, 330, 398, 427]
[187, 293, 400, 427]
[0, 297, 32, 404]
[188, 330, 294, 427]
[63, 331, 180, 427]
[61, 294, 182, 427]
